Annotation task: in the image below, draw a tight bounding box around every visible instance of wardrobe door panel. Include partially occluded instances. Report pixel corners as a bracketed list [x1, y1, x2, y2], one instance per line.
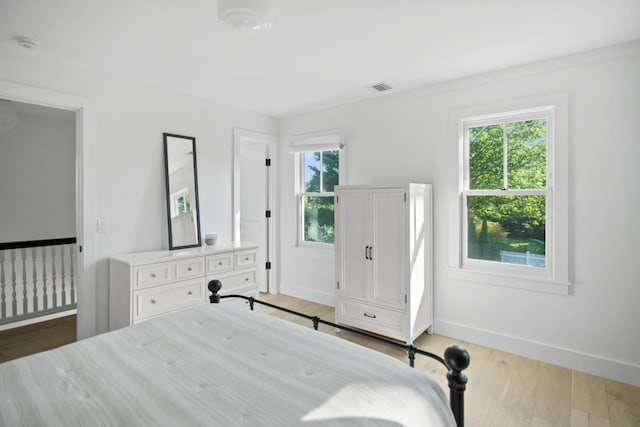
[336, 189, 370, 299]
[370, 188, 407, 309]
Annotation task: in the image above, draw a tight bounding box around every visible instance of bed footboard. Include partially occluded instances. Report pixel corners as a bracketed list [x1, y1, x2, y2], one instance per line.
[208, 280, 469, 427]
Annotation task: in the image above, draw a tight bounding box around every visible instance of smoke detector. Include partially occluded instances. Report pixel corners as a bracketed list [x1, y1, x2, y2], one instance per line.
[367, 82, 393, 92]
[218, 0, 272, 31]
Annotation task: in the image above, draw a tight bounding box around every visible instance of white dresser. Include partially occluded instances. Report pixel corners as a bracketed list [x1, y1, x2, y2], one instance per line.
[335, 184, 432, 344]
[109, 241, 259, 330]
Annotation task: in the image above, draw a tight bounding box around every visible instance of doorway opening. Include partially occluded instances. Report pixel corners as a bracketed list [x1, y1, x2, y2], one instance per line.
[233, 129, 277, 294]
[0, 79, 97, 345]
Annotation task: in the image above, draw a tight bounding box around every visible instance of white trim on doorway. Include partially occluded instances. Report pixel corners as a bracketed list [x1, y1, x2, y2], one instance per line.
[232, 128, 278, 294]
[0, 80, 97, 339]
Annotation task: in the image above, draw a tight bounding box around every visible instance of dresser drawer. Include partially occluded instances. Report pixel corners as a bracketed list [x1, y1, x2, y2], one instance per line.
[133, 278, 205, 321]
[212, 270, 256, 294]
[235, 250, 257, 269]
[134, 263, 173, 289]
[206, 253, 234, 274]
[176, 258, 205, 279]
[337, 299, 406, 340]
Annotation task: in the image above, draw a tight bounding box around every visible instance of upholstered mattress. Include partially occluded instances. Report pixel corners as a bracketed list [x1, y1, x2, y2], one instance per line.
[0, 303, 455, 426]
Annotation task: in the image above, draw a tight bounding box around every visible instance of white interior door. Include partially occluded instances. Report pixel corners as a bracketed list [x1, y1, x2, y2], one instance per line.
[233, 129, 276, 293]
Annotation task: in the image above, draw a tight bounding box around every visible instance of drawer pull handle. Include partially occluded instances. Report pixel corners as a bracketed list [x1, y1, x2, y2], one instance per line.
[188, 291, 193, 295]
[218, 262, 223, 266]
[187, 267, 192, 271]
[363, 312, 377, 319]
[150, 299, 157, 304]
[245, 277, 249, 281]
[245, 257, 249, 261]
[150, 273, 156, 278]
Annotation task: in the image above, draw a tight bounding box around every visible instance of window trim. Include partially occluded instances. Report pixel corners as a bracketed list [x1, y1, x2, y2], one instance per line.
[449, 94, 570, 294]
[290, 129, 346, 247]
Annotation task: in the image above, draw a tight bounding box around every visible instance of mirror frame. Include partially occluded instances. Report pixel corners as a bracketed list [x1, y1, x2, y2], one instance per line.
[163, 133, 202, 250]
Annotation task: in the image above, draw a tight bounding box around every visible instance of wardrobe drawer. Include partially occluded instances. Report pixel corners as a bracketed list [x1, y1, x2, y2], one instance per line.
[134, 263, 173, 289]
[206, 253, 234, 274]
[337, 299, 405, 339]
[235, 250, 257, 269]
[176, 258, 205, 279]
[133, 278, 205, 322]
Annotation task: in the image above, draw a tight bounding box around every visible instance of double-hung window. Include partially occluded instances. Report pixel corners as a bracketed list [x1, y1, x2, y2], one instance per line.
[463, 112, 551, 274]
[452, 95, 569, 294]
[299, 149, 340, 244]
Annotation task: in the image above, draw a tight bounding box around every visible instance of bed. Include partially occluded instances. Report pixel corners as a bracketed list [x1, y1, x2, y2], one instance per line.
[0, 282, 469, 427]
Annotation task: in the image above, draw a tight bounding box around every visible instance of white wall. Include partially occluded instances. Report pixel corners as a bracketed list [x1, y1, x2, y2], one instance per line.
[278, 42, 640, 385]
[0, 108, 75, 242]
[0, 49, 279, 335]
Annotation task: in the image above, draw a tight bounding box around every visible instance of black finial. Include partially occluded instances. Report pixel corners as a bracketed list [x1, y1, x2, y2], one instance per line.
[208, 280, 222, 303]
[444, 345, 471, 372]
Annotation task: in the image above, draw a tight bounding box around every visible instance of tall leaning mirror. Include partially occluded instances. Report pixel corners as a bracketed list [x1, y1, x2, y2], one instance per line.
[163, 133, 202, 250]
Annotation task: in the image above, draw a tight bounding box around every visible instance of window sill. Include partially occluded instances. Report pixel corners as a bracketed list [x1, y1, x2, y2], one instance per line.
[448, 267, 571, 295]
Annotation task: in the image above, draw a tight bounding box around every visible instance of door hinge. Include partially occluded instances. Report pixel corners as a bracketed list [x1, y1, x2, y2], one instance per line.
[265, 262, 271, 270]
[404, 193, 407, 202]
[265, 158, 271, 167]
[404, 294, 407, 303]
[336, 195, 339, 203]
[337, 281, 340, 290]
[265, 210, 271, 218]
[78, 245, 83, 253]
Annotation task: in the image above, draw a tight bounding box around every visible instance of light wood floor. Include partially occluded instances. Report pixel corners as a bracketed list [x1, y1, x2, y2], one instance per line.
[1, 298, 638, 427]
[259, 293, 640, 427]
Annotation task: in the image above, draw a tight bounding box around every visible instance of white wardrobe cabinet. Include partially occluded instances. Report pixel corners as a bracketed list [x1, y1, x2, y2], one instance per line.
[335, 184, 432, 343]
[109, 241, 259, 330]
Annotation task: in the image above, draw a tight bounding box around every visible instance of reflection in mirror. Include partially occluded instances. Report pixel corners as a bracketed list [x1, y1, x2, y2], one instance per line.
[163, 133, 202, 249]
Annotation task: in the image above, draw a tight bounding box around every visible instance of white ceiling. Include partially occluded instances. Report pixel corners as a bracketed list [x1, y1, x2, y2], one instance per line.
[1, 0, 639, 117]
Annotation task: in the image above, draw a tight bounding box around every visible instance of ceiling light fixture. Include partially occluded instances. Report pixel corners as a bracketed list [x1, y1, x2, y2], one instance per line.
[217, 0, 271, 31]
[14, 36, 40, 50]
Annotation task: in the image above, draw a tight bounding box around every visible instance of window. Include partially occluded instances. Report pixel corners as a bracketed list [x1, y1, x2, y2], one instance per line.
[450, 95, 569, 294]
[463, 113, 550, 273]
[299, 149, 340, 244]
[170, 188, 191, 217]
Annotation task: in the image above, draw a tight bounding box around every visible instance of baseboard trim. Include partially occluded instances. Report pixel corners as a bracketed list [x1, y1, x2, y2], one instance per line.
[435, 319, 640, 387]
[278, 283, 336, 307]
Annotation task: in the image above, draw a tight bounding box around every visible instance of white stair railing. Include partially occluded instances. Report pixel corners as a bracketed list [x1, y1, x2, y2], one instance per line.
[0, 238, 77, 326]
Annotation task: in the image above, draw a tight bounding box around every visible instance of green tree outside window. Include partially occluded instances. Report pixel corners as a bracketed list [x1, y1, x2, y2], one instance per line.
[302, 150, 339, 244]
[467, 119, 547, 266]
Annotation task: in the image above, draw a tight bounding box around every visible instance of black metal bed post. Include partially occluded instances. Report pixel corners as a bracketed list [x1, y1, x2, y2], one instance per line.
[444, 345, 470, 427]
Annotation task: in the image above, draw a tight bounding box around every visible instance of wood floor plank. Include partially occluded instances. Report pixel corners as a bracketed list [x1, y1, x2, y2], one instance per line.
[532, 363, 573, 426]
[572, 370, 610, 420]
[570, 408, 611, 427]
[604, 378, 640, 427]
[487, 354, 540, 426]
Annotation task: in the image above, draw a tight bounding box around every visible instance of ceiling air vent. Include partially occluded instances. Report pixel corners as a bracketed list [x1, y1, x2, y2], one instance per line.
[369, 82, 392, 92]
